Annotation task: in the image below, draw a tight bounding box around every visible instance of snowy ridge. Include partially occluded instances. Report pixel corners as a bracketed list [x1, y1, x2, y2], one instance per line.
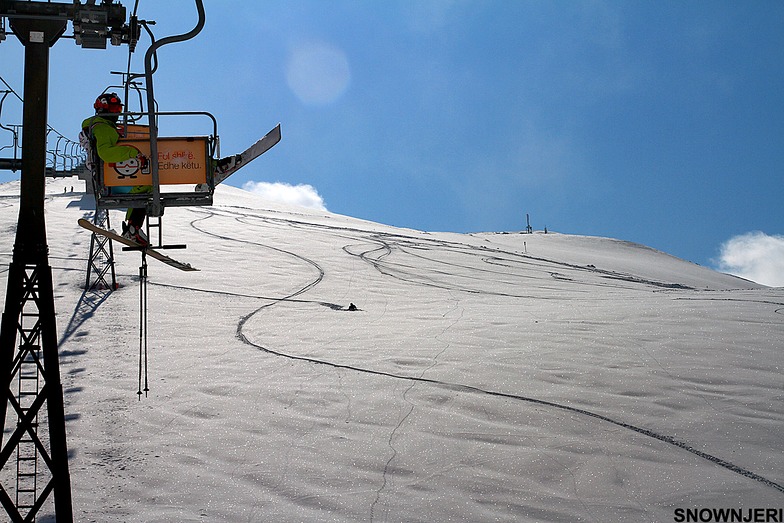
[1, 178, 782, 522]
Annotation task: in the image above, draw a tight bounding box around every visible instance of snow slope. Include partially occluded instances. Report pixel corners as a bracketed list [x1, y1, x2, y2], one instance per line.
[1, 178, 782, 522]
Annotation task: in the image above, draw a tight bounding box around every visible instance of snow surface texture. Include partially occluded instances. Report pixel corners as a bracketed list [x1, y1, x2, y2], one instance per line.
[0, 178, 782, 522]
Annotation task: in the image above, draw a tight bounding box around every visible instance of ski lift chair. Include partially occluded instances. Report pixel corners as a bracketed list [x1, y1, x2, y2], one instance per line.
[90, 110, 220, 212]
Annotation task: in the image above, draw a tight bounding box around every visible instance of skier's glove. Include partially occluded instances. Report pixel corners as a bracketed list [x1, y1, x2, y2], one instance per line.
[136, 153, 150, 172]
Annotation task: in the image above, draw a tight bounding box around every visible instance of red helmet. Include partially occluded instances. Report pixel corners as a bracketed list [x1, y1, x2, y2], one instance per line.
[94, 92, 123, 114]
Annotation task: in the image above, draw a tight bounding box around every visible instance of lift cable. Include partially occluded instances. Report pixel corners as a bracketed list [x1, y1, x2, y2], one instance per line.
[0, 73, 85, 174]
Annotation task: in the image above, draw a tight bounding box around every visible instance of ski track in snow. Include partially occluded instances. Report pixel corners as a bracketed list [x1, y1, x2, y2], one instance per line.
[169, 204, 784, 500]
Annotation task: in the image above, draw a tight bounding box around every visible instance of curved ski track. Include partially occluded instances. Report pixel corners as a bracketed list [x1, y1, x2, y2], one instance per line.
[175, 206, 783, 496]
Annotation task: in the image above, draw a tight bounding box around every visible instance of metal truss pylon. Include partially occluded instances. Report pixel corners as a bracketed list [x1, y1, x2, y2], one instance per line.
[85, 209, 118, 291]
[0, 11, 74, 522]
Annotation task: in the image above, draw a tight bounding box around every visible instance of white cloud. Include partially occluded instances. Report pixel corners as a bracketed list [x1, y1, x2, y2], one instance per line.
[242, 181, 327, 212]
[715, 231, 784, 287]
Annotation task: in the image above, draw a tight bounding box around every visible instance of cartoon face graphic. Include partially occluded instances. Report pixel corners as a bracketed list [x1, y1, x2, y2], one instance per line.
[112, 157, 140, 178]
[111, 156, 151, 178]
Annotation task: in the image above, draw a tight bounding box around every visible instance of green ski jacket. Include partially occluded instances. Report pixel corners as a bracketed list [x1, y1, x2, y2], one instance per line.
[81, 115, 137, 163]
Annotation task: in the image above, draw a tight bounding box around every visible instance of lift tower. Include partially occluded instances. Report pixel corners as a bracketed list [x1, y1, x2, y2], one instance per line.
[0, 2, 136, 520]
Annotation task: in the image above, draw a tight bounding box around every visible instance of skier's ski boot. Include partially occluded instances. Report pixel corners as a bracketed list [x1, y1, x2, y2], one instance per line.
[215, 154, 241, 174]
[122, 221, 149, 246]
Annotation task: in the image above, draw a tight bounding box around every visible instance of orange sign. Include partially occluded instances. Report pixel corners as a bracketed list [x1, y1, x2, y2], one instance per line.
[103, 137, 211, 186]
[121, 124, 151, 139]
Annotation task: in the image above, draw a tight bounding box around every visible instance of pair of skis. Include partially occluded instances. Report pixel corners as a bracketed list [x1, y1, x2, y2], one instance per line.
[79, 219, 197, 271]
[80, 123, 282, 271]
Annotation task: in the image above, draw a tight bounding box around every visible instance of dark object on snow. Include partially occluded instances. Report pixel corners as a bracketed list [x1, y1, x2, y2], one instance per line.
[347, 303, 358, 311]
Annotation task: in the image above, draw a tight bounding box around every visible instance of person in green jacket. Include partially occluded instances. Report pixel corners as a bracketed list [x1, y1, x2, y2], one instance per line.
[82, 92, 151, 245]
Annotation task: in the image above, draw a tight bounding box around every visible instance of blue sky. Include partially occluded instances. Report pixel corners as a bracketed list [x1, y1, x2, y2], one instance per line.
[1, 1, 783, 283]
